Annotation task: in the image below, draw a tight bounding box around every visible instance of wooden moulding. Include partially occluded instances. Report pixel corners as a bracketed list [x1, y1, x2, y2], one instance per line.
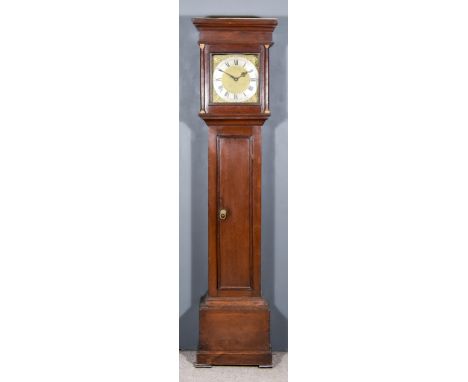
[200, 115, 270, 127]
[196, 351, 272, 367]
[193, 17, 278, 45]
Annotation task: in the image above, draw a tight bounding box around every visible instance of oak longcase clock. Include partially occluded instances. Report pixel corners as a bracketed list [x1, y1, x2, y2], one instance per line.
[193, 17, 278, 367]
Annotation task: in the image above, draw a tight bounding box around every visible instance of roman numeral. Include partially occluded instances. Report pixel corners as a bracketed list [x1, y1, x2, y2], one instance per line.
[224, 91, 229, 97]
[248, 69, 253, 73]
[234, 94, 238, 100]
[215, 78, 222, 81]
[226, 62, 230, 67]
[248, 86, 254, 91]
[234, 59, 238, 65]
[218, 85, 223, 91]
[250, 78, 257, 81]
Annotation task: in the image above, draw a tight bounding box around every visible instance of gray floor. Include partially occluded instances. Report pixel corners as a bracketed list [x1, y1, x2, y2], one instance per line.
[179, 351, 288, 382]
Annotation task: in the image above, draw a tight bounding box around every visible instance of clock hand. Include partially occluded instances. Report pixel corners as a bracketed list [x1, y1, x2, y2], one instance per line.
[228, 71, 248, 81]
[218, 69, 238, 81]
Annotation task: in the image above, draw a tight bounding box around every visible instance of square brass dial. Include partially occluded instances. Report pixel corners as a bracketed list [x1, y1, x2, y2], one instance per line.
[211, 54, 260, 104]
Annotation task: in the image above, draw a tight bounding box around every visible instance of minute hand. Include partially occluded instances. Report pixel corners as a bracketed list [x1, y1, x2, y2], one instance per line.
[218, 69, 238, 81]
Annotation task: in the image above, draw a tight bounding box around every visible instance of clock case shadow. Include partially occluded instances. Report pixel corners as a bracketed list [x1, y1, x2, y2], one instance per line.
[179, 15, 288, 352]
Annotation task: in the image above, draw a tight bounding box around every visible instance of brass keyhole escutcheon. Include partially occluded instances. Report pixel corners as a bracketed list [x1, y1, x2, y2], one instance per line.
[219, 209, 227, 220]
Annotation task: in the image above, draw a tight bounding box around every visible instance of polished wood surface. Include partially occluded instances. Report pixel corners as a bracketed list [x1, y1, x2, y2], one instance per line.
[193, 17, 277, 367]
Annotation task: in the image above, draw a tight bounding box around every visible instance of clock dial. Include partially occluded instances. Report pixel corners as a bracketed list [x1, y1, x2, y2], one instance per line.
[212, 54, 259, 103]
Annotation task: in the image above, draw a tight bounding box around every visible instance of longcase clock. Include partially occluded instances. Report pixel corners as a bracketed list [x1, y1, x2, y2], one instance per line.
[192, 17, 278, 367]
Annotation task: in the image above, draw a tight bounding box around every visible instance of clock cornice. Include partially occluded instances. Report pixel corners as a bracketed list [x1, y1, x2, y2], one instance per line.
[192, 17, 278, 31]
[192, 17, 277, 45]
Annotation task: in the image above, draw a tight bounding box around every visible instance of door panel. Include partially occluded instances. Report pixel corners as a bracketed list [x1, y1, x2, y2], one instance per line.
[217, 135, 252, 290]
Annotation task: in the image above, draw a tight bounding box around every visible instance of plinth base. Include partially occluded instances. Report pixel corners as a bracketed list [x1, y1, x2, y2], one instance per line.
[196, 295, 272, 366]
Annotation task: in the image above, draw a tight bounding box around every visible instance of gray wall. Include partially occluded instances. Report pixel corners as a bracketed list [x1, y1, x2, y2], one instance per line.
[179, 0, 287, 17]
[179, 3, 287, 351]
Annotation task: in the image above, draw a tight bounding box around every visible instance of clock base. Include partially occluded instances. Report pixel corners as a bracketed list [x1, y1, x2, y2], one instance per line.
[196, 350, 272, 367]
[196, 294, 272, 366]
